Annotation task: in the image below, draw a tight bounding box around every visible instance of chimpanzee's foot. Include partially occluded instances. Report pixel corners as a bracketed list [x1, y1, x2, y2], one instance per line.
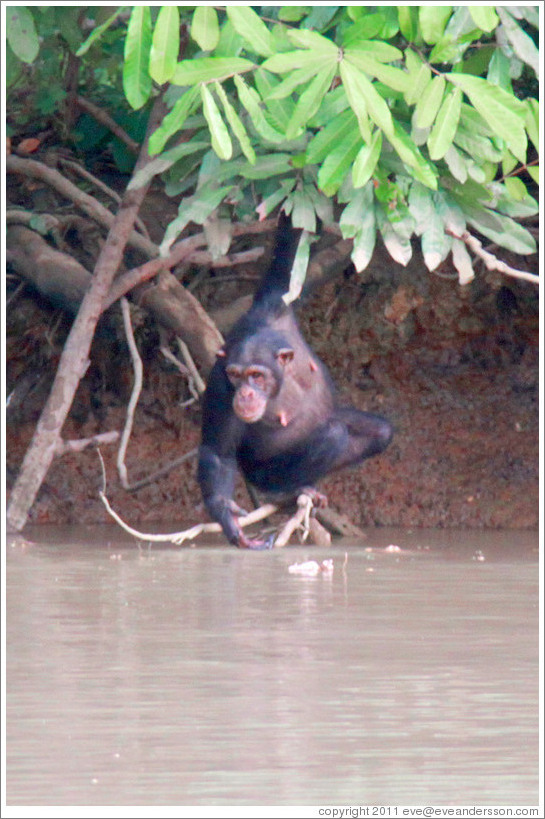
[300, 487, 328, 509]
[236, 531, 276, 550]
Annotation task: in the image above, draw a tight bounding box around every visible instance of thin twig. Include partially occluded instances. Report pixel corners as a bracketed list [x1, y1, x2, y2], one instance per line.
[59, 158, 151, 239]
[55, 430, 120, 456]
[126, 448, 198, 492]
[75, 95, 140, 154]
[177, 338, 206, 396]
[447, 228, 539, 285]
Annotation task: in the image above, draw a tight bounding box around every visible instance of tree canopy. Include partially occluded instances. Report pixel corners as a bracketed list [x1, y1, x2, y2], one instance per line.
[6, 5, 540, 287]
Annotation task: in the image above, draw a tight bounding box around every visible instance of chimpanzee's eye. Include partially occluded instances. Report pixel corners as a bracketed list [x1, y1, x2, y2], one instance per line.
[249, 370, 265, 388]
[226, 366, 242, 385]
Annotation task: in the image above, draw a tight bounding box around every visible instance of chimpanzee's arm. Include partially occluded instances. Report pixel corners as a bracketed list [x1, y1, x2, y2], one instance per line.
[198, 362, 272, 548]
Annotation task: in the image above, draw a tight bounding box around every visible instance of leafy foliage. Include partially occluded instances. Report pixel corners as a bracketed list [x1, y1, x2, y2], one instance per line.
[7, 5, 539, 284]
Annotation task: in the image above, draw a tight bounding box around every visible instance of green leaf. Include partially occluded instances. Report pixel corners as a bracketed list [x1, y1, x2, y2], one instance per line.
[487, 49, 513, 93]
[504, 176, 527, 202]
[408, 183, 435, 235]
[352, 130, 382, 188]
[290, 188, 317, 232]
[214, 82, 255, 163]
[283, 229, 311, 305]
[451, 238, 475, 285]
[148, 86, 201, 155]
[342, 13, 385, 46]
[262, 49, 326, 74]
[427, 87, 462, 160]
[340, 60, 393, 138]
[286, 64, 336, 140]
[421, 209, 449, 271]
[161, 184, 234, 254]
[150, 6, 179, 84]
[234, 75, 286, 143]
[405, 63, 432, 107]
[6, 7, 39, 63]
[278, 7, 310, 23]
[489, 183, 538, 219]
[419, 5, 453, 44]
[239, 154, 293, 180]
[306, 109, 358, 164]
[191, 6, 220, 52]
[453, 129, 504, 163]
[344, 49, 410, 93]
[444, 144, 468, 183]
[376, 206, 412, 266]
[310, 86, 350, 127]
[317, 129, 363, 196]
[340, 184, 376, 272]
[215, 19, 244, 58]
[226, 6, 275, 57]
[527, 166, 539, 184]
[466, 207, 536, 254]
[254, 69, 294, 129]
[129, 140, 210, 189]
[76, 7, 125, 57]
[497, 7, 540, 78]
[446, 73, 527, 162]
[346, 40, 403, 63]
[256, 180, 296, 220]
[414, 75, 445, 129]
[123, 6, 152, 110]
[172, 57, 254, 86]
[468, 6, 499, 32]
[434, 191, 466, 235]
[201, 85, 232, 160]
[265, 66, 320, 100]
[388, 122, 438, 189]
[286, 28, 338, 55]
[524, 99, 539, 152]
[397, 6, 417, 42]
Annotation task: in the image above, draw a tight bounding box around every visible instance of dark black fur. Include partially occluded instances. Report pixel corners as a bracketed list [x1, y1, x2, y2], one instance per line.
[198, 213, 393, 547]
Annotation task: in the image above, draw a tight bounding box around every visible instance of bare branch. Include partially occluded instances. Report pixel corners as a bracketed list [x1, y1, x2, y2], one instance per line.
[6, 154, 157, 257]
[75, 95, 140, 154]
[99, 485, 279, 546]
[117, 298, 144, 490]
[447, 228, 539, 285]
[54, 431, 120, 456]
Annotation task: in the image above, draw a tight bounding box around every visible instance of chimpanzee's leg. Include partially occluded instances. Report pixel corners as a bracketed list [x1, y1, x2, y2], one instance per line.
[331, 408, 393, 469]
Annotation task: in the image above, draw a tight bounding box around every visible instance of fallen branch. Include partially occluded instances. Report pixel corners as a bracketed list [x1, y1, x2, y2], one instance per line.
[274, 493, 314, 547]
[448, 228, 539, 285]
[98, 449, 278, 545]
[97, 450, 324, 547]
[6, 154, 157, 257]
[99, 492, 278, 545]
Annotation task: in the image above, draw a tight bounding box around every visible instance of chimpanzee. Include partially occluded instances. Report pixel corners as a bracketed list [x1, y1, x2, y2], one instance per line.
[198, 212, 393, 548]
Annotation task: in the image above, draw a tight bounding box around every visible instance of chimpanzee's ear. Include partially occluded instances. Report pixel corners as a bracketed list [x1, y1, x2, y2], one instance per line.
[276, 347, 295, 366]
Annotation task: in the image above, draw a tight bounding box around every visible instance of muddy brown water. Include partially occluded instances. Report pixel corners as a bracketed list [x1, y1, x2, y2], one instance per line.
[6, 526, 539, 807]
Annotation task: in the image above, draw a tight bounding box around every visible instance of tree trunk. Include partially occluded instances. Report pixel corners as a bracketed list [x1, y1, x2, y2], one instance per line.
[6, 96, 167, 532]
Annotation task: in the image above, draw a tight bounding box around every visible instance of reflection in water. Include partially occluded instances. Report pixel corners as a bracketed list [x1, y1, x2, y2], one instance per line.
[6, 529, 539, 806]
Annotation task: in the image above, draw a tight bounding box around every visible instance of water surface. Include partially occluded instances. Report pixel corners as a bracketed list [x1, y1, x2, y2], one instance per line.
[6, 527, 539, 806]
